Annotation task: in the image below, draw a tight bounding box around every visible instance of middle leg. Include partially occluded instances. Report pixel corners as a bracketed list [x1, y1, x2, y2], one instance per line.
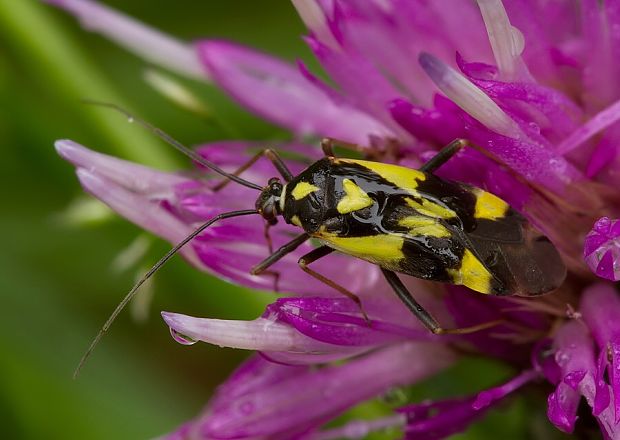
[298, 246, 370, 322]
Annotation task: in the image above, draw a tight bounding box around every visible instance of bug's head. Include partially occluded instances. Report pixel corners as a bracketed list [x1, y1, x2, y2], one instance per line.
[256, 177, 284, 225]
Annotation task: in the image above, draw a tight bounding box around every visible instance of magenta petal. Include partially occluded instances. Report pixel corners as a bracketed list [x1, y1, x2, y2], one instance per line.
[473, 369, 538, 410]
[581, 284, 620, 422]
[399, 397, 481, 440]
[580, 283, 620, 344]
[457, 53, 582, 143]
[547, 385, 579, 433]
[594, 349, 611, 416]
[389, 98, 463, 148]
[563, 370, 587, 390]
[444, 287, 544, 363]
[549, 320, 617, 437]
[309, 414, 406, 440]
[584, 217, 620, 281]
[532, 339, 562, 385]
[586, 134, 620, 179]
[401, 370, 536, 439]
[608, 341, 620, 423]
[264, 297, 433, 346]
[197, 40, 392, 144]
[212, 355, 307, 405]
[193, 343, 455, 439]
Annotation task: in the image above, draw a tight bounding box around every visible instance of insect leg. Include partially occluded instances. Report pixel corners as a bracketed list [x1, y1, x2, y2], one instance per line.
[213, 148, 294, 192]
[261, 222, 280, 291]
[298, 246, 370, 322]
[422, 139, 576, 211]
[419, 138, 468, 173]
[250, 233, 310, 275]
[381, 268, 442, 332]
[320, 137, 372, 157]
[381, 269, 503, 335]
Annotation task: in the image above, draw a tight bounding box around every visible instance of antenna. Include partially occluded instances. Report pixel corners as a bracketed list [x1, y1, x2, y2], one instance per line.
[74, 209, 259, 378]
[82, 99, 263, 191]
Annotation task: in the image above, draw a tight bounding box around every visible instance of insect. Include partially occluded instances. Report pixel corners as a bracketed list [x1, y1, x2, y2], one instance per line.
[74, 102, 566, 376]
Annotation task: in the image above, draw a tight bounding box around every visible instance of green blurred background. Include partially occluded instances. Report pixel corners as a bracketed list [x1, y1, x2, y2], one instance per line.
[0, 1, 560, 439]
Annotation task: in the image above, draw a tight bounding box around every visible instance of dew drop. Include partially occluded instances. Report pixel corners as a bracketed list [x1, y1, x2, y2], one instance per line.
[527, 122, 540, 134]
[555, 351, 570, 367]
[127, 116, 134, 123]
[170, 328, 197, 345]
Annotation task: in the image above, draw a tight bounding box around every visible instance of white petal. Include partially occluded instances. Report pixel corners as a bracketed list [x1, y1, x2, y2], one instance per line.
[419, 53, 521, 138]
[476, 0, 530, 80]
[162, 313, 347, 353]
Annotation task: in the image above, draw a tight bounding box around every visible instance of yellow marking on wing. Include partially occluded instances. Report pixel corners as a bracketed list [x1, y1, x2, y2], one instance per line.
[448, 249, 492, 294]
[474, 189, 509, 220]
[291, 181, 320, 200]
[337, 178, 373, 214]
[317, 233, 404, 265]
[399, 216, 451, 238]
[405, 197, 456, 219]
[338, 159, 426, 191]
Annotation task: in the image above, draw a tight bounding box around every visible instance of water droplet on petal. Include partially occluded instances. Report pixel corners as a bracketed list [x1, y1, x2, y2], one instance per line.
[528, 122, 540, 134]
[170, 328, 197, 345]
[556, 351, 570, 367]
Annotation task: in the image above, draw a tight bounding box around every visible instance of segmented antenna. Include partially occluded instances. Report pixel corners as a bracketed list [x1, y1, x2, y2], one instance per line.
[82, 99, 263, 191]
[72, 207, 259, 377]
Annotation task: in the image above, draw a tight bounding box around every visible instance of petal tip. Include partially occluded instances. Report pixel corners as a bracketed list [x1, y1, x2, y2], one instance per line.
[160, 311, 178, 327]
[55, 139, 84, 163]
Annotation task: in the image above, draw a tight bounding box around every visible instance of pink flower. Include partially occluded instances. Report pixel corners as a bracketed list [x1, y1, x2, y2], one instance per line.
[50, 0, 620, 438]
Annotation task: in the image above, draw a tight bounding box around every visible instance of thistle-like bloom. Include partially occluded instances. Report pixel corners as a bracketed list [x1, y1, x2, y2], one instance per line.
[51, 0, 620, 438]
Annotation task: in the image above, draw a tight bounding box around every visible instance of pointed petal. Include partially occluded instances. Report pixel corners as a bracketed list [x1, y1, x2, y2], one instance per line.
[161, 312, 346, 354]
[196, 343, 456, 439]
[418, 52, 520, 138]
[307, 414, 406, 440]
[45, 0, 205, 79]
[56, 139, 189, 193]
[74, 169, 202, 268]
[197, 40, 392, 144]
[476, 0, 530, 80]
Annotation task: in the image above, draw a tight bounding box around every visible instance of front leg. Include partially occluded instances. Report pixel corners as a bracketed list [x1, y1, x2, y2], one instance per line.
[213, 148, 294, 192]
[251, 233, 309, 275]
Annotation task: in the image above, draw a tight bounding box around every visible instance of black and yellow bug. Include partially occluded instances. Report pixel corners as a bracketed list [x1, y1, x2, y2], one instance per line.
[249, 138, 566, 333]
[75, 104, 566, 375]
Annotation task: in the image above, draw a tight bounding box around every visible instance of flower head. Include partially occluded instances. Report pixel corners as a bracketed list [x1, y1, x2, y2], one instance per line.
[51, 0, 620, 438]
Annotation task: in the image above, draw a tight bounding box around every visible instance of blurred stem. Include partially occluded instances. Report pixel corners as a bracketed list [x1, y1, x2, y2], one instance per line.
[0, 0, 177, 169]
